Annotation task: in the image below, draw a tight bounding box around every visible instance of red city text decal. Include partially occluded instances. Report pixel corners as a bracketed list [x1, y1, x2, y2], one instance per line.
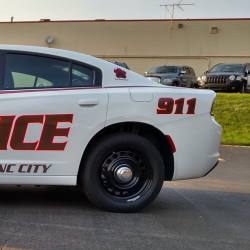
[157, 98, 196, 115]
[0, 114, 73, 151]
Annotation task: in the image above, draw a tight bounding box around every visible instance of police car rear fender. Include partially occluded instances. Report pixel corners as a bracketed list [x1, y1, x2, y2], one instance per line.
[105, 86, 216, 126]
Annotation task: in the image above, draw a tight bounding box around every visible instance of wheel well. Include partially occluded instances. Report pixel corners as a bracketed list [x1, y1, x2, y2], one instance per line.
[78, 122, 174, 183]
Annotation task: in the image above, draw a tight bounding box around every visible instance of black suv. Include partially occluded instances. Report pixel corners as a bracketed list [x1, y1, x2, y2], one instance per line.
[110, 61, 130, 70]
[197, 63, 250, 93]
[144, 65, 198, 88]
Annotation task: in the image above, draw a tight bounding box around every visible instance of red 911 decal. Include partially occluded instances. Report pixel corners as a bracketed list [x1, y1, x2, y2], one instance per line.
[0, 114, 73, 151]
[157, 98, 196, 115]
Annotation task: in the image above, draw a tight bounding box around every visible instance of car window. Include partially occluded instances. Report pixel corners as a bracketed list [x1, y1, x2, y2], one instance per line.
[189, 67, 195, 76]
[36, 77, 53, 87]
[71, 64, 94, 86]
[11, 72, 54, 88]
[210, 64, 244, 73]
[148, 66, 177, 74]
[184, 68, 191, 75]
[209, 64, 221, 73]
[12, 72, 36, 88]
[4, 54, 70, 89]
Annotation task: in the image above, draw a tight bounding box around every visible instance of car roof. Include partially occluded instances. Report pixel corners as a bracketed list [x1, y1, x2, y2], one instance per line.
[220, 63, 245, 65]
[110, 61, 130, 69]
[0, 44, 161, 87]
[152, 65, 191, 68]
[0, 44, 107, 69]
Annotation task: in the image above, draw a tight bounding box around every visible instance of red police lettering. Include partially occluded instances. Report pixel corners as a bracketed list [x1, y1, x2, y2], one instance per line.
[0, 116, 15, 150]
[10, 115, 43, 150]
[37, 114, 73, 151]
[0, 114, 73, 151]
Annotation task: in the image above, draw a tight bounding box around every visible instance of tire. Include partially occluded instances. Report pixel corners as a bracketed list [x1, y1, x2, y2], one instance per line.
[173, 81, 178, 87]
[80, 133, 165, 213]
[239, 82, 246, 93]
[193, 83, 198, 89]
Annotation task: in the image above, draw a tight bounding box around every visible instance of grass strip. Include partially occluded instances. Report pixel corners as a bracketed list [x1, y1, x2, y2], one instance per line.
[213, 93, 250, 146]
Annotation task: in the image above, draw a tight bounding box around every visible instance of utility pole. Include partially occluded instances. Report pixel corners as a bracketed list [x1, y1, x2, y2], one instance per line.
[160, 0, 194, 28]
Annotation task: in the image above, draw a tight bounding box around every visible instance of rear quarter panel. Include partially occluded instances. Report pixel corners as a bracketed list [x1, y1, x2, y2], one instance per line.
[105, 86, 216, 126]
[105, 85, 221, 181]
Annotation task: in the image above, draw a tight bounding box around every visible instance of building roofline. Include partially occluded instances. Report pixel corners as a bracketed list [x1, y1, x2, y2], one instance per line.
[1, 18, 250, 24]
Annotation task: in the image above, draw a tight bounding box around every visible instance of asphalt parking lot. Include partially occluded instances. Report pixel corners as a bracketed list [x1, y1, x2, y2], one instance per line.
[0, 145, 249, 250]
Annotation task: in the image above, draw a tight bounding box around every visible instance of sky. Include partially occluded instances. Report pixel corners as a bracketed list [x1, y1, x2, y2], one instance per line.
[0, 0, 249, 22]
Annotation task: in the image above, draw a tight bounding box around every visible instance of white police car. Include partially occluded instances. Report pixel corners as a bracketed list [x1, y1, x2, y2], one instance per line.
[0, 45, 221, 212]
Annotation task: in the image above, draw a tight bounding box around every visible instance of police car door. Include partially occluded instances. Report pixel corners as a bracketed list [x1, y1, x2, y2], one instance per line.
[0, 52, 108, 185]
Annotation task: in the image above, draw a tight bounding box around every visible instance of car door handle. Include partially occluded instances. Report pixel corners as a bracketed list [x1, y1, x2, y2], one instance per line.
[78, 99, 99, 107]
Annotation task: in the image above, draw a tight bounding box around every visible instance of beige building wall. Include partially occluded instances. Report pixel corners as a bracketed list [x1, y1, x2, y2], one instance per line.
[0, 19, 250, 77]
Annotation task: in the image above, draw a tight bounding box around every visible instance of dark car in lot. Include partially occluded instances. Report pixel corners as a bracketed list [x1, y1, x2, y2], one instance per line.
[110, 61, 130, 70]
[197, 63, 250, 93]
[144, 65, 198, 88]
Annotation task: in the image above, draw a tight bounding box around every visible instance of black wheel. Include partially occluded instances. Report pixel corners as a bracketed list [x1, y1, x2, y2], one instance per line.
[80, 133, 165, 212]
[172, 81, 178, 87]
[239, 82, 246, 93]
[193, 83, 199, 89]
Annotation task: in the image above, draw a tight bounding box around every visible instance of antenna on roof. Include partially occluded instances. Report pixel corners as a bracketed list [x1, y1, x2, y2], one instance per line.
[160, 0, 194, 28]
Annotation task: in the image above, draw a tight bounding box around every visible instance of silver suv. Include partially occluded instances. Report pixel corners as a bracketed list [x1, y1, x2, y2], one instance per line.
[144, 65, 198, 88]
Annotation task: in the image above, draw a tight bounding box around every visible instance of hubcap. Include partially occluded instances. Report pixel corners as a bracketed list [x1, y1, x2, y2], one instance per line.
[114, 165, 133, 183]
[100, 151, 153, 200]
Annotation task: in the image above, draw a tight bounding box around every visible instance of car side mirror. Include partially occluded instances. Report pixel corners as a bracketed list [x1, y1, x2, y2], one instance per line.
[144, 72, 148, 76]
[204, 70, 208, 74]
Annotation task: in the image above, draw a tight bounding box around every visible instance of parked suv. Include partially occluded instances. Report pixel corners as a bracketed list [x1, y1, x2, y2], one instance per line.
[197, 63, 250, 93]
[110, 61, 130, 70]
[144, 65, 198, 88]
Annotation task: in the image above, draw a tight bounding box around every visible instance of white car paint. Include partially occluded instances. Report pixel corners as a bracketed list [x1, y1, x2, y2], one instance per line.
[0, 45, 221, 187]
